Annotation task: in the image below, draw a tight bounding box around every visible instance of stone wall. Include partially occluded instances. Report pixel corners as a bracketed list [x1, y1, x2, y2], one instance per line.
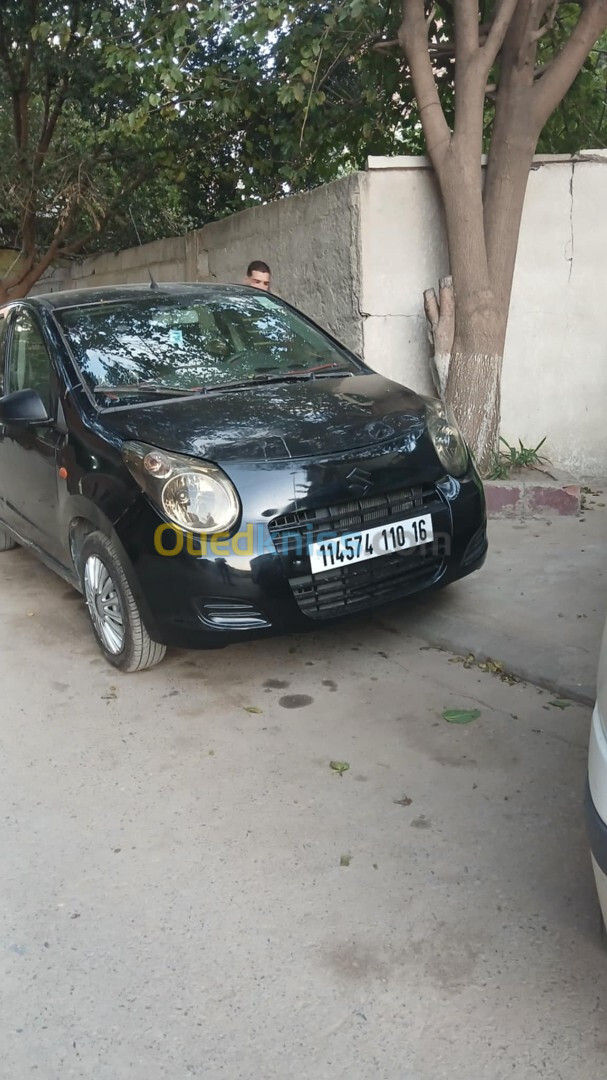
[38, 174, 363, 357]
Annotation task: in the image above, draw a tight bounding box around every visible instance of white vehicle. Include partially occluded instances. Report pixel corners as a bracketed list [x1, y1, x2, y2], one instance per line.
[586, 616, 607, 935]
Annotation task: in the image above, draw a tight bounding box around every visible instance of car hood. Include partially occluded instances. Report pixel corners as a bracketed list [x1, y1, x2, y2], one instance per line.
[99, 373, 431, 463]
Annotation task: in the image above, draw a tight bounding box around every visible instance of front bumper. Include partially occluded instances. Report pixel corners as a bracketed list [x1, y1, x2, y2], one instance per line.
[113, 469, 487, 649]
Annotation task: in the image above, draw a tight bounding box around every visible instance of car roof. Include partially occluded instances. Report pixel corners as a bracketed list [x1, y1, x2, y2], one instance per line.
[2, 282, 259, 313]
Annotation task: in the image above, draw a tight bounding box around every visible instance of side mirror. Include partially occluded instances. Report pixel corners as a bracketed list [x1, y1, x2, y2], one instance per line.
[0, 388, 49, 424]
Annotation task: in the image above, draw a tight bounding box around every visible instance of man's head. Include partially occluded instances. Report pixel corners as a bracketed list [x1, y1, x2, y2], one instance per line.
[245, 260, 271, 291]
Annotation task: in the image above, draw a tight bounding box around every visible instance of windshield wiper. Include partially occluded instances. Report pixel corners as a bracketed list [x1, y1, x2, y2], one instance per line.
[94, 381, 199, 398]
[307, 368, 354, 378]
[94, 369, 355, 399]
[207, 370, 355, 394]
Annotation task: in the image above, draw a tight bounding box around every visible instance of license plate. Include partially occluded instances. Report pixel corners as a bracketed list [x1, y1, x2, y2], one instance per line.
[309, 514, 434, 575]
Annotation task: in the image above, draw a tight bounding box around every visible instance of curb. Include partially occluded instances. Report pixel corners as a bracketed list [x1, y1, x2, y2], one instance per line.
[378, 599, 596, 707]
[485, 474, 581, 519]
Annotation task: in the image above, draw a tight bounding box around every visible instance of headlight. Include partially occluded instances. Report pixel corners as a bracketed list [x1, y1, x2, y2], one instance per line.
[123, 441, 240, 534]
[425, 400, 469, 477]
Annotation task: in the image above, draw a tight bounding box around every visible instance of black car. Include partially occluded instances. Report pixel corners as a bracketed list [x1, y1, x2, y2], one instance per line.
[0, 283, 487, 671]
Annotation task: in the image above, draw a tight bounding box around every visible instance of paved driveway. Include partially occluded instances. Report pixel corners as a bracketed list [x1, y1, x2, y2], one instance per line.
[2, 546, 606, 1079]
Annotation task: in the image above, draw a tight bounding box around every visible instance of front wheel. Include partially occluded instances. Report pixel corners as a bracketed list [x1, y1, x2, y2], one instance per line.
[80, 531, 166, 672]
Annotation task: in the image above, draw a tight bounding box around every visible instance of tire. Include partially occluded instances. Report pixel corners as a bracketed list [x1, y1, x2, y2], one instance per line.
[79, 530, 166, 672]
[0, 527, 17, 551]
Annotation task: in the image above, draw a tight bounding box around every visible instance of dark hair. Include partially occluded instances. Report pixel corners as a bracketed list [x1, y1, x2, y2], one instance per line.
[246, 260, 271, 276]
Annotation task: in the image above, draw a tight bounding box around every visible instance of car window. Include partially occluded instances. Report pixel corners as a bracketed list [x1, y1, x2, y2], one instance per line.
[7, 310, 53, 413]
[56, 291, 360, 405]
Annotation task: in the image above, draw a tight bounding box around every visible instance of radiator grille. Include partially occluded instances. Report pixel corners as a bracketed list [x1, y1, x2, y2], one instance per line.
[269, 485, 446, 619]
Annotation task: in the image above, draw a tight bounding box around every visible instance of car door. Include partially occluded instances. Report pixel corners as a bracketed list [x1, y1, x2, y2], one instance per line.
[0, 306, 65, 560]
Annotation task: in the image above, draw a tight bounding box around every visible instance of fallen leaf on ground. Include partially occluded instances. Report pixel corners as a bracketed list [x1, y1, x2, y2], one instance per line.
[339, 854, 352, 867]
[243, 705, 263, 714]
[548, 699, 571, 709]
[330, 760, 350, 774]
[442, 708, 481, 725]
[480, 658, 502, 673]
[394, 795, 413, 806]
[478, 657, 519, 684]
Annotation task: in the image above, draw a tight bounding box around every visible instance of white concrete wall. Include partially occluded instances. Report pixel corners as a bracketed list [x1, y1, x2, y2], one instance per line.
[359, 160, 448, 395]
[361, 152, 607, 476]
[502, 155, 607, 476]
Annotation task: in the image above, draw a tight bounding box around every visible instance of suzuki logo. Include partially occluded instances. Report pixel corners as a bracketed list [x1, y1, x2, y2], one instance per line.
[346, 467, 373, 494]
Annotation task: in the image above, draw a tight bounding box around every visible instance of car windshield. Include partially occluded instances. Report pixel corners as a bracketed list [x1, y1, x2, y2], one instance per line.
[56, 290, 359, 405]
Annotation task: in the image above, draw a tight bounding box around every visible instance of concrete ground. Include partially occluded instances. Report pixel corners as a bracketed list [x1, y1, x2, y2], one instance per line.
[388, 491, 607, 705]
[1, 506, 607, 1080]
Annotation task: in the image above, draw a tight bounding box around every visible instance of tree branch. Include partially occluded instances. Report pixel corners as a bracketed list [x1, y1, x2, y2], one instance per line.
[0, 251, 35, 292]
[481, 0, 521, 69]
[35, 73, 69, 165]
[59, 169, 152, 257]
[373, 38, 400, 52]
[533, 0, 607, 126]
[35, 1, 80, 165]
[399, 0, 451, 170]
[456, 0, 483, 58]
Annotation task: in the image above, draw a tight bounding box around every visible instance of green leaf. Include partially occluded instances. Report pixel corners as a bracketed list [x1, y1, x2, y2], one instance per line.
[244, 705, 263, 714]
[442, 708, 481, 725]
[548, 699, 572, 709]
[330, 760, 350, 773]
[339, 854, 352, 866]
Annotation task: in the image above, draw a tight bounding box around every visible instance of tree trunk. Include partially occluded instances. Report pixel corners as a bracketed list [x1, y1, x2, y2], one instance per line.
[482, 10, 541, 312]
[435, 141, 507, 473]
[0, 244, 60, 302]
[446, 297, 507, 474]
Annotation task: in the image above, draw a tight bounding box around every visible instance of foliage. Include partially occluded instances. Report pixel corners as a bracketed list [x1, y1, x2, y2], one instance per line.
[230, 1, 607, 192]
[538, 31, 607, 152]
[176, 1, 426, 226]
[488, 437, 548, 480]
[0, 0, 229, 296]
[175, 2, 607, 228]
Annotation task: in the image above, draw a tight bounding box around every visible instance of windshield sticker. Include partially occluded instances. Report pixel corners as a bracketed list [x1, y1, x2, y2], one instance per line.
[168, 328, 184, 346]
[255, 295, 278, 310]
